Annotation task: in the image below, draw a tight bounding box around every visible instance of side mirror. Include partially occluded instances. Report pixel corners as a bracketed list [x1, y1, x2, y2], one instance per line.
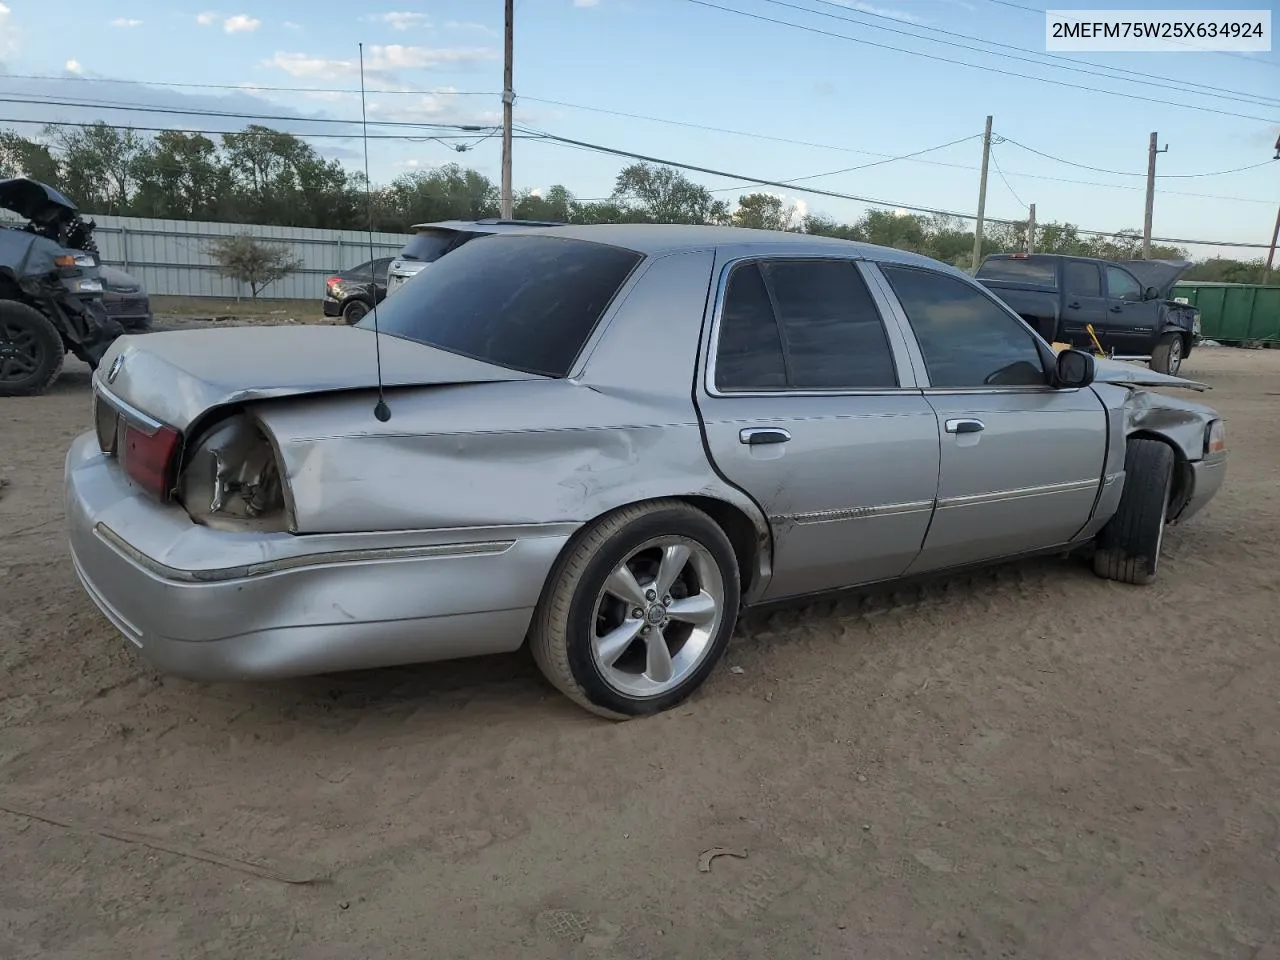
[1144, 285, 1160, 301]
[1055, 348, 1095, 389]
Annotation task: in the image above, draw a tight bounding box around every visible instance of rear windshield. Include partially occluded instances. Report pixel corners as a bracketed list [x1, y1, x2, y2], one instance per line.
[399, 229, 462, 262]
[357, 234, 644, 378]
[976, 257, 1058, 287]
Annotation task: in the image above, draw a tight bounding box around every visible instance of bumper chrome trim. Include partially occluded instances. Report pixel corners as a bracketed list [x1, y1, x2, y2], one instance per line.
[93, 521, 516, 583]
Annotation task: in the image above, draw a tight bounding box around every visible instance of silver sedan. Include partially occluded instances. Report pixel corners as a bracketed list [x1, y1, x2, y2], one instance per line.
[65, 224, 1228, 718]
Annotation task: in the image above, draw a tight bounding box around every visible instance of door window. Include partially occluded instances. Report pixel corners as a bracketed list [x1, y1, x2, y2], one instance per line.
[880, 265, 1048, 388]
[1105, 266, 1142, 301]
[1062, 261, 1101, 297]
[714, 259, 898, 391]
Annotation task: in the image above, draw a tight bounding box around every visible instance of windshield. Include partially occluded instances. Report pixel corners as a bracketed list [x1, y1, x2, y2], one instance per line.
[357, 233, 644, 377]
[399, 229, 463, 262]
[976, 257, 1058, 287]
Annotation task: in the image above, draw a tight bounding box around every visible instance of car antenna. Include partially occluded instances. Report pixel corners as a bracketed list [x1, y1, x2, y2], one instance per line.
[358, 41, 391, 423]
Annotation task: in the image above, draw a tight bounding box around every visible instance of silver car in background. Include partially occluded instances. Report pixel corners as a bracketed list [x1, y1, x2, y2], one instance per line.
[384, 218, 565, 298]
[66, 225, 1227, 719]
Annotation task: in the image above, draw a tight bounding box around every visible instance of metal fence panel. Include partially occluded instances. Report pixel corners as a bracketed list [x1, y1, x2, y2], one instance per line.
[2, 212, 410, 300]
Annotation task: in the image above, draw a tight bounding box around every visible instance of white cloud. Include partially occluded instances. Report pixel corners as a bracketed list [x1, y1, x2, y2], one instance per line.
[65, 59, 84, 75]
[529, 187, 543, 198]
[445, 20, 499, 36]
[223, 14, 261, 33]
[111, 17, 143, 28]
[833, 1, 926, 24]
[573, 0, 600, 6]
[284, 20, 301, 30]
[373, 11, 429, 30]
[195, 11, 217, 26]
[263, 45, 497, 79]
[0, 3, 16, 57]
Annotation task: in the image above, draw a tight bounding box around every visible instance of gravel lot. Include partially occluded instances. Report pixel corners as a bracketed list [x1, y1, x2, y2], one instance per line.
[2, 336, 1278, 960]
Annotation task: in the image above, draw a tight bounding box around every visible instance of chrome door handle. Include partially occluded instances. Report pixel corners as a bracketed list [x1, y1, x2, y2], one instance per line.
[945, 418, 985, 435]
[740, 427, 792, 445]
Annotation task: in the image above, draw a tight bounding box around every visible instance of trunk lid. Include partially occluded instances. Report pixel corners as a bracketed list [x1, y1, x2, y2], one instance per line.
[95, 324, 545, 430]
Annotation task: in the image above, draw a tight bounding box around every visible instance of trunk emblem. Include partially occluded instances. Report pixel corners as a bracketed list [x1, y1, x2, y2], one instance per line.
[106, 355, 124, 383]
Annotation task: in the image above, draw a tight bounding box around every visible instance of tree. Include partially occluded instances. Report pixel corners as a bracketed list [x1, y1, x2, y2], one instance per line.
[0, 131, 62, 186]
[611, 162, 729, 224]
[207, 233, 303, 298]
[47, 122, 148, 214]
[732, 193, 796, 232]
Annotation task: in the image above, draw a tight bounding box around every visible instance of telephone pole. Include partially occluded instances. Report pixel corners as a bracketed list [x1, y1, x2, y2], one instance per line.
[1027, 202, 1036, 254]
[1142, 132, 1167, 259]
[1265, 204, 1280, 284]
[970, 114, 992, 273]
[499, 0, 514, 219]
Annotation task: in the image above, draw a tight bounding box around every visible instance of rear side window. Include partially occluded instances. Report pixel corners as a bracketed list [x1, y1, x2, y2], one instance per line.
[358, 234, 642, 378]
[715, 258, 899, 392]
[975, 257, 1058, 287]
[400, 230, 461, 262]
[1062, 260, 1101, 297]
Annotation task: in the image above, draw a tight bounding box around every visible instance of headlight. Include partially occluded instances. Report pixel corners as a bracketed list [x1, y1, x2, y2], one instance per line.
[74, 278, 104, 294]
[176, 413, 291, 532]
[73, 252, 96, 267]
[1205, 419, 1226, 456]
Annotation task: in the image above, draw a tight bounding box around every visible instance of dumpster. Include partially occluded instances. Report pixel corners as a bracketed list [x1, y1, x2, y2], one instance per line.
[1171, 281, 1280, 344]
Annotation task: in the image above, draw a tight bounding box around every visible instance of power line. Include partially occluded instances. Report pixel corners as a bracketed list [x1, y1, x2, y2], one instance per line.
[0, 72, 498, 97]
[990, 149, 1028, 209]
[0, 94, 495, 132]
[516, 124, 1275, 248]
[0, 116, 506, 142]
[705, 133, 986, 194]
[766, 0, 1280, 110]
[996, 135, 1279, 178]
[683, 0, 1280, 125]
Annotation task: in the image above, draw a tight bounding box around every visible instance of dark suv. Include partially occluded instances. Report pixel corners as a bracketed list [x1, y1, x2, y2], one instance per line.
[384, 219, 566, 299]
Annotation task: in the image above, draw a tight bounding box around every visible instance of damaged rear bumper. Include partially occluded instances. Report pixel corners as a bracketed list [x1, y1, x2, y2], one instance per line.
[64, 431, 573, 682]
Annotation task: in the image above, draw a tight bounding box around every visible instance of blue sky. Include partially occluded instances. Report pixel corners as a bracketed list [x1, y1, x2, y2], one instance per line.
[0, 0, 1277, 259]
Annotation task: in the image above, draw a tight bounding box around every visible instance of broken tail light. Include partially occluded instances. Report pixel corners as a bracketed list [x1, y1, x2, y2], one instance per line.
[121, 421, 181, 500]
[176, 413, 291, 532]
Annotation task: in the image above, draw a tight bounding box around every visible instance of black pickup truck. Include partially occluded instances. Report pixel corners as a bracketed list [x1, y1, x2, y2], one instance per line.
[975, 253, 1201, 376]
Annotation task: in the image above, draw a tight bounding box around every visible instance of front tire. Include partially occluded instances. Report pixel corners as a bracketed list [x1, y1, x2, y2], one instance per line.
[1149, 332, 1184, 376]
[0, 300, 65, 397]
[530, 500, 741, 719]
[1092, 438, 1175, 586]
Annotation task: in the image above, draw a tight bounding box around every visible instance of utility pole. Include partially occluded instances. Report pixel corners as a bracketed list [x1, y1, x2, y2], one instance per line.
[1265, 204, 1280, 284]
[1027, 202, 1036, 254]
[971, 114, 992, 273]
[1142, 132, 1168, 259]
[500, 0, 514, 219]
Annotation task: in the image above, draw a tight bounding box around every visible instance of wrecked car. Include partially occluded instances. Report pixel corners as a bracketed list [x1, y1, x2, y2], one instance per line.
[0, 177, 123, 396]
[65, 224, 1227, 719]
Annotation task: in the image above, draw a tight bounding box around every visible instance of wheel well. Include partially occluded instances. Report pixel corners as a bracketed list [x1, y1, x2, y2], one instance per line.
[679, 495, 762, 595]
[1127, 430, 1191, 514]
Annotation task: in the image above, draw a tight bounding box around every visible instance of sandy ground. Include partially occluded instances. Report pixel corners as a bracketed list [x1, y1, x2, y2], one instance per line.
[2, 339, 1279, 960]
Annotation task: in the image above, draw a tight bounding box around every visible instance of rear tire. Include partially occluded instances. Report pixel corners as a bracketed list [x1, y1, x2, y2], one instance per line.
[1149, 332, 1184, 376]
[0, 300, 65, 397]
[342, 299, 369, 325]
[1092, 438, 1175, 586]
[529, 500, 741, 719]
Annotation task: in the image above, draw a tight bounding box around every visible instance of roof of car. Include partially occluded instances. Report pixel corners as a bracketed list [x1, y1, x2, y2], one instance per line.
[408, 219, 566, 234]
[493, 222, 957, 271]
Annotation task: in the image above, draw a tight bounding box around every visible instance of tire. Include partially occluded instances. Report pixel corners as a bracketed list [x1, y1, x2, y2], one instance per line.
[1149, 332, 1184, 376]
[1092, 438, 1176, 586]
[342, 299, 369, 325]
[0, 300, 65, 397]
[530, 500, 741, 719]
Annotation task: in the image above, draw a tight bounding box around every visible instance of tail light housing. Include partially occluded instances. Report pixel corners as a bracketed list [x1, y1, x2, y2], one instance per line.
[176, 412, 291, 532]
[1205, 419, 1226, 455]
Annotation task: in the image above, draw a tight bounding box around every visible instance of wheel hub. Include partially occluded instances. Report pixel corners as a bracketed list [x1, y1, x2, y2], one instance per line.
[644, 603, 667, 625]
